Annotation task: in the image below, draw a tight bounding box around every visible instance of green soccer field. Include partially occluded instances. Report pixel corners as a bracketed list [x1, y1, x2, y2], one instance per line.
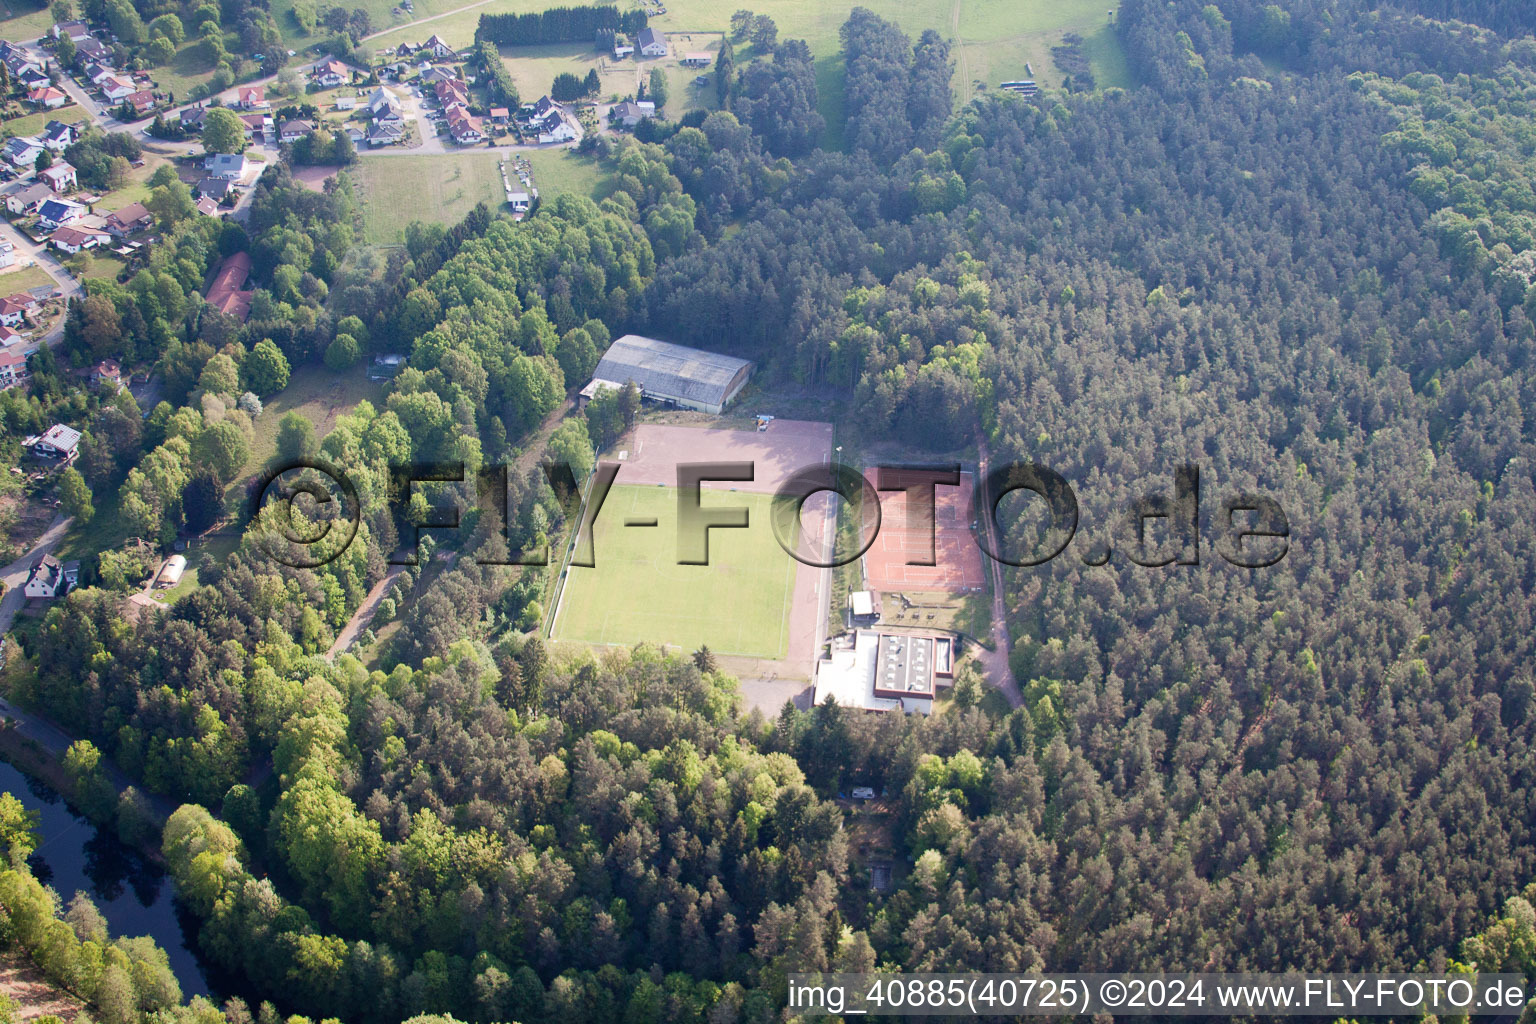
[553, 485, 798, 659]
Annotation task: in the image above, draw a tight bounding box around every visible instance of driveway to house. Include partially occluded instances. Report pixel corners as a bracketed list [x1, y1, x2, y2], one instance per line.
[0, 514, 70, 639]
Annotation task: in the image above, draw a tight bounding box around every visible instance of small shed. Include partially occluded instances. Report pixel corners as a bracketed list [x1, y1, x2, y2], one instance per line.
[157, 554, 187, 588]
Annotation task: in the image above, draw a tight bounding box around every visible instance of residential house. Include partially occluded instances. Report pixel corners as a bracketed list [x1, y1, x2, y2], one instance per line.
[420, 34, 452, 58]
[50, 20, 92, 41]
[49, 223, 109, 252]
[2, 136, 43, 167]
[40, 120, 79, 151]
[537, 117, 577, 144]
[124, 89, 156, 116]
[39, 162, 76, 192]
[0, 348, 28, 391]
[104, 201, 152, 235]
[35, 197, 86, 229]
[91, 358, 121, 390]
[420, 66, 456, 85]
[637, 27, 668, 57]
[394, 41, 418, 58]
[4, 181, 54, 214]
[203, 152, 248, 180]
[368, 86, 403, 122]
[195, 195, 219, 217]
[235, 84, 267, 109]
[0, 295, 29, 327]
[99, 75, 136, 102]
[279, 119, 313, 143]
[434, 77, 467, 106]
[27, 423, 81, 461]
[3, 293, 40, 316]
[22, 555, 77, 598]
[180, 104, 208, 131]
[613, 40, 634, 59]
[489, 106, 509, 125]
[611, 100, 655, 127]
[84, 63, 114, 85]
[530, 95, 558, 120]
[366, 121, 405, 146]
[310, 59, 352, 88]
[205, 250, 253, 321]
[26, 85, 67, 109]
[237, 112, 273, 142]
[74, 37, 109, 63]
[0, 42, 42, 80]
[445, 105, 483, 144]
[195, 176, 233, 201]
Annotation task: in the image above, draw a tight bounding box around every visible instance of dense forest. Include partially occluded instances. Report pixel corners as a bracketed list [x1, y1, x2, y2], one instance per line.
[7, 0, 1536, 1021]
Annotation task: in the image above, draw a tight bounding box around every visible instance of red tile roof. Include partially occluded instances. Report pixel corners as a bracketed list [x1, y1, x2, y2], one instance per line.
[205, 250, 253, 321]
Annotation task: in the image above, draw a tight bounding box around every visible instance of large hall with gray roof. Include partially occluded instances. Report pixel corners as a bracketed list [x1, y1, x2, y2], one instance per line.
[582, 335, 754, 415]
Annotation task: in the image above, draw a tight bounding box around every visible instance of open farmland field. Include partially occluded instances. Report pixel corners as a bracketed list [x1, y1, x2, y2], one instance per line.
[354, 152, 510, 244]
[356, 149, 614, 243]
[519, 148, 617, 201]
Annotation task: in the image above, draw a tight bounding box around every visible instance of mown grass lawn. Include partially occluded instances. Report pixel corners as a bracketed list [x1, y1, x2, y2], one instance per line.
[94, 152, 173, 213]
[500, 42, 634, 107]
[354, 151, 510, 244]
[519, 148, 615, 202]
[76, 252, 128, 282]
[153, 532, 240, 604]
[553, 485, 798, 659]
[0, 264, 59, 294]
[356, 149, 614, 244]
[56, 486, 133, 562]
[493, 36, 721, 118]
[0, 0, 53, 45]
[0, 104, 84, 139]
[149, 37, 223, 101]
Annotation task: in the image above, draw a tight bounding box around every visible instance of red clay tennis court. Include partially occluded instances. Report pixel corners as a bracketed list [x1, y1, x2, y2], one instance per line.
[861, 469, 987, 593]
[612, 420, 834, 494]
